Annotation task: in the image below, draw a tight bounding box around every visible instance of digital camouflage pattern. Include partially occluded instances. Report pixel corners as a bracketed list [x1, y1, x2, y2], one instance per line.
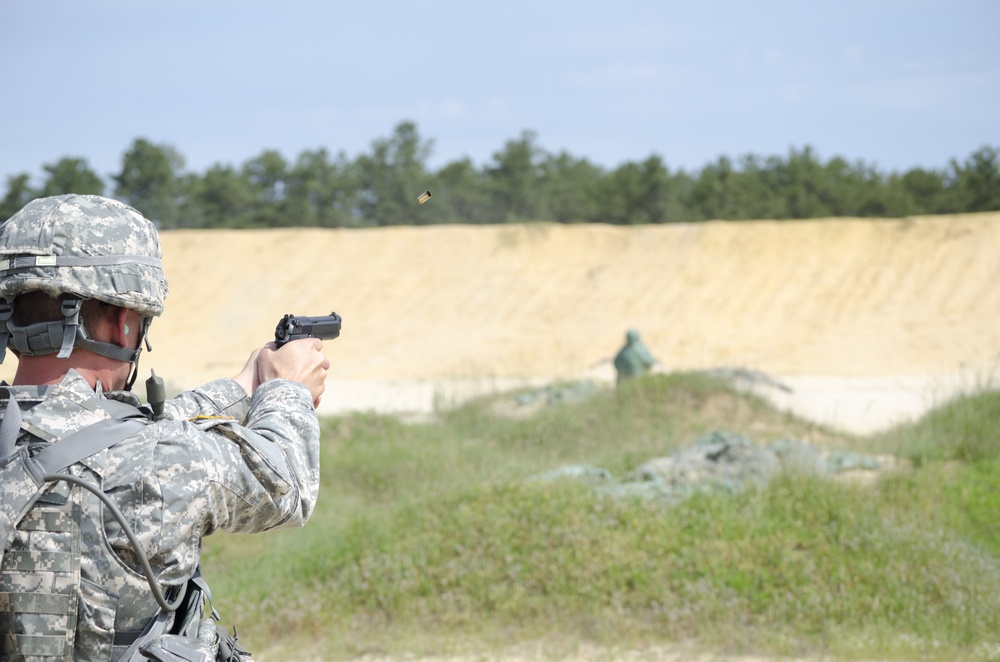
[0, 194, 169, 318]
[0, 371, 320, 660]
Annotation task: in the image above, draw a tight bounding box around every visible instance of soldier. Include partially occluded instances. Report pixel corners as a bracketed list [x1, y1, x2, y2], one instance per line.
[0, 194, 329, 660]
[612, 328, 657, 383]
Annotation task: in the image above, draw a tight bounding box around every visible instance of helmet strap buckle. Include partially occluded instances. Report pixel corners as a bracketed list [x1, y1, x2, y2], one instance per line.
[56, 297, 83, 359]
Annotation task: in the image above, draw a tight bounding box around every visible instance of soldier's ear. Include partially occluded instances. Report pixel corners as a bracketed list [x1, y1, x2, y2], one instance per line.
[109, 307, 131, 349]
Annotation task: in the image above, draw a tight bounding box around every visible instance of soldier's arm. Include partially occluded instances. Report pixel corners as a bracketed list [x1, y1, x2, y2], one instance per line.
[159, 379, 251, 423]
[190, 377, 320, 534]
[190, 340, 327, 532]
[153, 348, 261, 423]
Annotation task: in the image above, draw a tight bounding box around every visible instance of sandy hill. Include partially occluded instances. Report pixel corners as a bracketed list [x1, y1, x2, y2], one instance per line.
[1, 213, 997, 431]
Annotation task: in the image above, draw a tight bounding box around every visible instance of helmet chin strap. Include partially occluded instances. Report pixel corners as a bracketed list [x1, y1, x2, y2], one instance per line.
[122, 318, 153, 391]
[0, 296, 153, 391]
[124, 346, 143, 391]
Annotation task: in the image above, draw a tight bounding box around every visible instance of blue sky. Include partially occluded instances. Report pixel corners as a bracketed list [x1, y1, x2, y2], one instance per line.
[1, 0, 998, 188]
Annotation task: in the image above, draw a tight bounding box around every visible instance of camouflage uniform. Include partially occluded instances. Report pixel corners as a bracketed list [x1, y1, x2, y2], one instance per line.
[0, 195, 321, 660]
[0, 371, 319, 660]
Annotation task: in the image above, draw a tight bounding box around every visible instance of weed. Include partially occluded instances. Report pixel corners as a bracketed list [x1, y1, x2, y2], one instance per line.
[204, 374, 1000, 660]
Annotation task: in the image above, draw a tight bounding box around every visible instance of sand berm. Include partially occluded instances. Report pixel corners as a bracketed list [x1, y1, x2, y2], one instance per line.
[2, 213, 997, 433]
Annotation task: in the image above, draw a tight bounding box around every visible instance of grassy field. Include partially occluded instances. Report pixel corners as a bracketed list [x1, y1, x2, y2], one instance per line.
[201, 373, 1000, 661]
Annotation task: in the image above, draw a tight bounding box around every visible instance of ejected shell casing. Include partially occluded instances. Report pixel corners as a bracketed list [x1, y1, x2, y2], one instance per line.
[417, 190, 432, 204]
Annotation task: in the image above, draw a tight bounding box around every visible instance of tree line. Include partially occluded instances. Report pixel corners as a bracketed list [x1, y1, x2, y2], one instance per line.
[2, 121, 998, 227]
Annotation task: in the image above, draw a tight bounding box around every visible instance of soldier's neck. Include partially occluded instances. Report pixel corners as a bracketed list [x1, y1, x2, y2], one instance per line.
[13, 353, 129, 391]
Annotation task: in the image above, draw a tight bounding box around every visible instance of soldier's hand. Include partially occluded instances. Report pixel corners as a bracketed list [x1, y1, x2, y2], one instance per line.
[255, 338, 330, 407]
[233, 348, 263, 397]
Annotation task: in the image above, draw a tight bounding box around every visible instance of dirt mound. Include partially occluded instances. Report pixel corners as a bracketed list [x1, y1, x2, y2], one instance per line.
[1, 213, 997, 430]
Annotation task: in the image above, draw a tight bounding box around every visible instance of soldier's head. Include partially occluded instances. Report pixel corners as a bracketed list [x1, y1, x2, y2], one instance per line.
[0, 194, 169, 388]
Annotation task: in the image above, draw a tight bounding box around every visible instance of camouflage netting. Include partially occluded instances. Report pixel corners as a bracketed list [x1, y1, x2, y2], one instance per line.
[529, 430, 883, 504]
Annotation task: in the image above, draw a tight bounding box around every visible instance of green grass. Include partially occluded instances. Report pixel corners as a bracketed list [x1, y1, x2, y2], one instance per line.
[874, 387, 1000, 464]
[201, 373, 1000, 661]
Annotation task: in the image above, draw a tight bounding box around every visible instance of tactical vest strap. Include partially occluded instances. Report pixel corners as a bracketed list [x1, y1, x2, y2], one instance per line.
[0, 590, 76, 654]
[0, 391, 22, 460]
[32, 419, 145, 476]
[94, 397, 148, 420]
[0, 498, 79, 661]
[0, 591, 75, 616]
[1, 632, 71, 657]
[3, 550, 73, 573]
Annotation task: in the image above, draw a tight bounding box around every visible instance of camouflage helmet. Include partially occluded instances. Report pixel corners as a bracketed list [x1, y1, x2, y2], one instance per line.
[0, 194, 168, 317]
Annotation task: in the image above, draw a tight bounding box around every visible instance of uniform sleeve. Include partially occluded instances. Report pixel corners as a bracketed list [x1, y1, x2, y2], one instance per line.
[83, 377, 319, 587]
[190, 378, 320, 535]
[160, 378, 251, 423]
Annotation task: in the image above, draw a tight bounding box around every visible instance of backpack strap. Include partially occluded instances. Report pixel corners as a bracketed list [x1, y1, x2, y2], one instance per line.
[0, 392, 22, 460]
[28, 418, 146, 480]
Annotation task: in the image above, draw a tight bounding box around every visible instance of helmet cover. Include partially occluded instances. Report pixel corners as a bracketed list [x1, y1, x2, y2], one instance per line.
[0, 194, 168, 316]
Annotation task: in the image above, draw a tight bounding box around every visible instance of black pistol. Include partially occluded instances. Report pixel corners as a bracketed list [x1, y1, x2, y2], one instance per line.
[274, 312, 342, 348]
